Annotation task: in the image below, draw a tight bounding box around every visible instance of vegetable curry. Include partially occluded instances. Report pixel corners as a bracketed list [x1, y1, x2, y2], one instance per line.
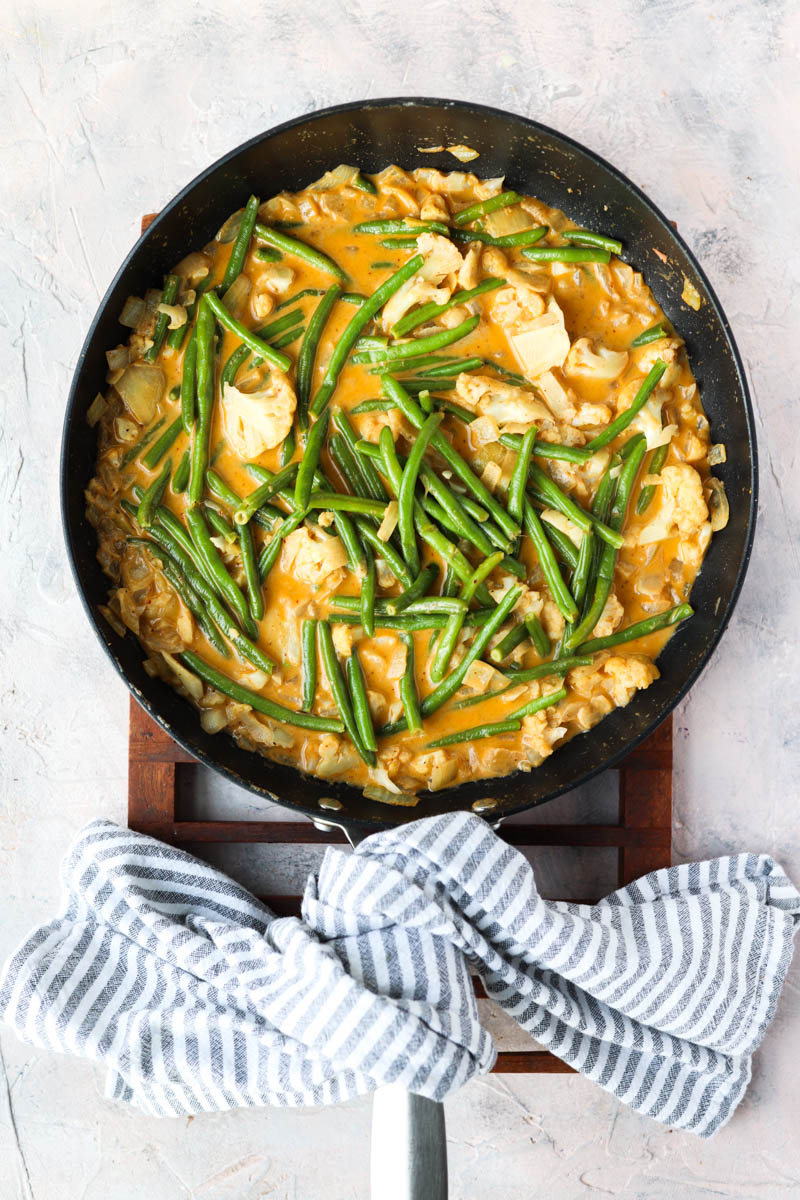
[86, 163, 727, 805]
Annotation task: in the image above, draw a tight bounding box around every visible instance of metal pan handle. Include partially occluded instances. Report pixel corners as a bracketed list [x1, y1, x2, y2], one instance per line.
[370, 1085, 448, 1200]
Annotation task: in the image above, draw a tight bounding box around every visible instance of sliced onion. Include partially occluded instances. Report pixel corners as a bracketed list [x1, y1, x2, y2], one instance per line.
[417, 144, 445, 154]
[363, 783, 419, 807]
[681, 276, 702, 310]
[377, 500, 399, 542]
[114, 362, 165, 424]
[540, 508, 583, 548]
[310, 164, 358, 191]
[119, 295, 145, 328]
[216, 209, 243, 243]
[709, 443, 727, 466]
[113, 415, 138, 444]
[446, 144, 480, 162]
[86, 392, 107, 427]
[157, 302, 187, 330]
[162, 652, 204, 702]
[174, 252, 210, 284]
[707, 477, 729, 531]
[106, 345, 129, 371]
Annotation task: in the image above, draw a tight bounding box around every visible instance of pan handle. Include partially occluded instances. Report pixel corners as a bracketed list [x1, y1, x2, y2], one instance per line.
[370, 1085, 448, 1200]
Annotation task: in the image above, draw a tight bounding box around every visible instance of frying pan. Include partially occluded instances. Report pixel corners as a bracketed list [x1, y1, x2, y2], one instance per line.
[61, 98, 756, 1196]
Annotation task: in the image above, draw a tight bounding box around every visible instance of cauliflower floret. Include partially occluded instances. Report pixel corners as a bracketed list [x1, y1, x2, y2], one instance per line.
[251, 288, 276, 321]
[256, 262, 295, 296]
[564, 338, 629, 381]
[221, 373, 297, 457]
[382, 231, 463, 331]
[490, 285, 546, 327]
[520, 710, 566, 766]
[314, 734, 363, 779]
[404, 750, 458, 791]
[455, 373, 554, 430]
[602, 655, 659, 707]
[633, 464, 709, 546]
[281, 526, 348, 586]
[332, 623, 355, 657]
[419, 193, 450, 223]
[510, 297, 571, 380]
[593, 592, 624, 638]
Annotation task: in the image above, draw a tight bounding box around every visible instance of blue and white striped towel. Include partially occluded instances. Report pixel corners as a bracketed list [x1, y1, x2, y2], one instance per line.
[1, 815, 798, 1136]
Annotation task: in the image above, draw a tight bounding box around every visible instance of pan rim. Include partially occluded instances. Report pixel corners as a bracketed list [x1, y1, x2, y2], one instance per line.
[61, 95, 758, 830]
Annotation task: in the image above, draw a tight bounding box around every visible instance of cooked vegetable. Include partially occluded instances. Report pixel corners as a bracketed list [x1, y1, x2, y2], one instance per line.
[522, 246, 611, 263]
[398, 631, 422, 733]
[636, 442, 670, 514]
[204, 291, 292, 373]
[351, 315, 479, 364]
[346, 650, 378, 751]
[181, 651, 341, 732]
[453, 190, 522, 226]
[301, 618, 317, 712]
[144, 274, 181, 362]
[398, 411, 443, 575]
[142, 417, 183, 471]
[136, 458, 171, 529]
[392, 278, 505, 337]
[584, 359, 667, 452]
[253, 221, 347, 280]
[317, 621, 375, 764]
[185, 505, 253, 633]
[577, 604, 693, 654]
[297, 284, 341, 430]
[220, 195, 260, 292]
[561, 229, 622, 254]
[425, 719, 521, 749]
[188, 298, 218, 505]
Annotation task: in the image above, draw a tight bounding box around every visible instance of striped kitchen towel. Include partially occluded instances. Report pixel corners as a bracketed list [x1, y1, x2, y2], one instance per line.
[1, 815, 798, 1136]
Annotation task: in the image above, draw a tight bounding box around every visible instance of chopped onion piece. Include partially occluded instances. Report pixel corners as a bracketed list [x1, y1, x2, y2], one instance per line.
[114, 416, 138, 444]
[119, 295, 145, 328]
[363, 783, 419, 807]
[106, 345, 129, 371]
[86, 392, 107, 427]
[540, 508, 583, 548]
[707, 477, 729, 531]
[221, 273, 252, 317]
[217, 209, 243, 243]
[311, 164, 359, 190]
[681, 276, 702, 310]
[113, 362, 165, 424]
[446, 144, 480, 162]
[417, 145, 445, 154]
[162, 652, 204, 702]
[156, 302, 187, 330]
[709, 443, 727, 466]
[377, 500, 399, 542]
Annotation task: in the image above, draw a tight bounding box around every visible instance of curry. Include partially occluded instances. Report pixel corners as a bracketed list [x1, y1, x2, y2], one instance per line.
[86, 163, 727, 804]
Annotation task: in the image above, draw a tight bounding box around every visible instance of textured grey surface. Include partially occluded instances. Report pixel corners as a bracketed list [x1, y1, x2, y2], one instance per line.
[2, 0, 800, 1196]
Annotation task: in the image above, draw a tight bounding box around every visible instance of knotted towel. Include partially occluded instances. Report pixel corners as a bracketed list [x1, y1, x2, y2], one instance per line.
[1, 815, 798, 1136]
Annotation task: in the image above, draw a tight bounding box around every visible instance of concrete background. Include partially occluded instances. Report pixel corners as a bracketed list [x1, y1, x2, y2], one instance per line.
[2, 0, 800, 1195]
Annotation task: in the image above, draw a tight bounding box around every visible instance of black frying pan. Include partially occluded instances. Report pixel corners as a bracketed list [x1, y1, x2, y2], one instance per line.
[61, 98, 757, 834]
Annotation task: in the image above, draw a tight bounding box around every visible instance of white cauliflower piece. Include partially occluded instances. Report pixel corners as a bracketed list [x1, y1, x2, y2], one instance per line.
[572, 401, 613, 429]
[633, 464, 709, 546]
[520, 710, 566, 766]
[419, 193, 450, 223]
[593, 592, 624, 638]
[406, 750, 458, 792]
[490, 285, 546, 327]
[221, 373, 297, 457]
[510, 297, 571, 380]
[417, 231, 463, 282]
[382, 232, 462, 331]
[256, 262, 295, 296]
[455, 373, 553, 429]
[281, 526, 348, 586]
[564, 338, 629, 381]
[602, 656, 659, 707]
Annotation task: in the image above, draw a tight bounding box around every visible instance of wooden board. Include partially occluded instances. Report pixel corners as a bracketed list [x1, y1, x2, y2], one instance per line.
[127, 211, 672, 1074]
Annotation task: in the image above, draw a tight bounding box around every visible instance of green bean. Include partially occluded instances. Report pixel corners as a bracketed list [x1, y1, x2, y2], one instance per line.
[540, 520, 580, 572]
[278, 288, 325, 309]
[279, 427, 296, 469]
[636, 441, 670, 514]
[330, 612, 492, 632]
[188, 298, 218, 504]
[451, 226, 547, 248]
[371, 261, 396, 269]
[140, 417, 182, 471]
[255, 246, 282, 263]
[329, 433, 371, 501]
[185, 505, 253, 633]
[530, 462, 623, 549]
[453, 191, 522, 227]
[398, 411, 442, 575]
[508, 425, 537, 524]
[307, 492, 385, 516]
[238, 520, 263, 622]
[206, 469, 281, 530]
[458, 495, 489, 523]
[335, 411, 387, 500]
[353, 218, 449, 235]
[144, 274, 181, 362]
[378, 237, 419, 249]
[128, 538, 230, 658]
[220, 343, 251, 393]
[301, 618, 317, 712]
[180, 334, 198, 433]
[121, 417, 166, 467]
[352, 171, 377, 194]
[386, 562, 440, 615]
[257, 307, 304, 340]
[181, 651, 341, 731]
[220, 195, 260, 293]
[523, 500, 578, 622]
[296, 285, 341, 431]
[576, 603, 694, 654]
[204, 291, 291, 373]
[499, 431, 592, 464]
[209, 439, 226, 467]
[253, 221, 346, 281]
[424, 355, 484, 377]
[562, 229, 622, 254]
[382, 374, 519, 543]
[204, 505, 237, 543]
[172, 450, 191, 494]
[392, 278, 506, 337]
[317, 621, 375, 764]
[235, 462, 299, 525]
[257, 507, 308, 581]
[309, 255, 424, 416]
[331, 595, 465, 616]
[564, 436, 647, 650]
[398, 631, 423, 732]
[351, 398, 393, 414]
[418, 463, 504, 564]
[524, 612, 551, 657]
[366, 352, 456, 375]
[351, 316, 479, 365]
[272, 325, 304, 350]
[397, 377, 457, 394]
[425, 719, 521, 749]
[584, 360, 667, 451]
[522, 246, 611, 263]
[346, 649, 378, 752]
[136, 458, 171, 528]
[354, 518, 414, 588]
[507, 686, 568, 721]
[486, 361, 527, 386]
[451, 685, 511, 711]
[570, 532, 594, 611]
[360, 544, 377, 636]
[631, 323, 667, 348]
[489, 622, 528, 663]
[503, 654, 593, 683]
